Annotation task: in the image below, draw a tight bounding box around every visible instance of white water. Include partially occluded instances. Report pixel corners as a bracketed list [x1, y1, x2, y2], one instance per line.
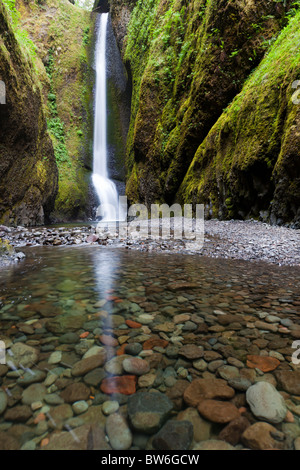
[92, 13, 125, 222]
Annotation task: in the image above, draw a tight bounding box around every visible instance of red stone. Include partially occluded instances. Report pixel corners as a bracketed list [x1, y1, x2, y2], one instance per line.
[116, 343, 128, 356]
[100, 376, 137, 395]
[246, 355, 280, 372]
[143, 338, 168, 350]
[125, 319, 142, 329]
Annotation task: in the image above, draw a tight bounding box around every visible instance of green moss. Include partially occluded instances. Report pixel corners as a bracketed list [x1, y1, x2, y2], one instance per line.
[15, 0, 96, 220]
[178, 10, 300, 224]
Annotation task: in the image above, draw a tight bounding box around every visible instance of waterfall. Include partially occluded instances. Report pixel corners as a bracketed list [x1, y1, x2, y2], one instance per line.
[92, 13, 125, 222]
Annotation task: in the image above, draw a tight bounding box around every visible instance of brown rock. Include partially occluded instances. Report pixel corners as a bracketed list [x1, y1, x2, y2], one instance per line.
[197, 399, 240, 424]
[100, 375, 137, 395]
[178, 344, 204, 360]
[183, 378, 235, 407]
[166, 380, 190, 410]
[218, 416, 251, 445]
[60, 382, 90, 403]
[241, 422, 286, 450]
[0, 431, 20, 450]
[274, 370, 300, 395]
[143, 337, 168, 350]
[41, 424, 97, 450]
[4, 405, 32, 422]
[71, 352, 107, 377]
[246, 355, 280, 372]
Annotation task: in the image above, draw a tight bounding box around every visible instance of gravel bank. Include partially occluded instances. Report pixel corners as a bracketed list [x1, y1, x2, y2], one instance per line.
[0, 218, 299, 267]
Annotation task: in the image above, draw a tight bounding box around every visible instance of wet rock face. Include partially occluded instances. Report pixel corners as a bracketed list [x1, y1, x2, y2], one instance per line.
[0, 4, 58, 227]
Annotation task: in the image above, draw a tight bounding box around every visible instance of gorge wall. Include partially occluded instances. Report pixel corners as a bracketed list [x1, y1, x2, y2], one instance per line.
[0, 0, 97, 225]
[0, 1, 58, 226]
[108, 0, 300, 227]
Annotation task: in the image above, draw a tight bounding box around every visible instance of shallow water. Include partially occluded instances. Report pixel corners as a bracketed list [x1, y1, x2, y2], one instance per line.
[0, 246, 300, 450]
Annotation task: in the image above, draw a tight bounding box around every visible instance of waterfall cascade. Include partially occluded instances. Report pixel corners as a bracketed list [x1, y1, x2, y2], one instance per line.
[92, 13, 125, 222]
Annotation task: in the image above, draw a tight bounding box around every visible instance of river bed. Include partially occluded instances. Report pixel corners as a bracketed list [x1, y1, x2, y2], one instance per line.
[0, 243, 300, 450]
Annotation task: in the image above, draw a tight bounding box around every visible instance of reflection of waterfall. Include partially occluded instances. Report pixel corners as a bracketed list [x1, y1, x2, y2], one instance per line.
[92, 13, 124, 222]
[93, 249, 121, 327]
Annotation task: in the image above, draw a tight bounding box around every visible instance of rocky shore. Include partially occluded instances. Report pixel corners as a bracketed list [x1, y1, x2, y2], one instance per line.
[1, 218, 300, 267]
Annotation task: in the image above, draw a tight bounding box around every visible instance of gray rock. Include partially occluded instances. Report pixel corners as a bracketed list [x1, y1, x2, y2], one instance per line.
[127, 392, 173, 435]
[246, 381, 287, 424]
[152, 420, 193, 450]
[105, 413, 132, 450]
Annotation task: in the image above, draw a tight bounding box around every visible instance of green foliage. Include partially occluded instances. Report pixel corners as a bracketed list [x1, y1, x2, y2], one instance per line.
[46, 48, 71, 168]
[2, 0, 37, 62]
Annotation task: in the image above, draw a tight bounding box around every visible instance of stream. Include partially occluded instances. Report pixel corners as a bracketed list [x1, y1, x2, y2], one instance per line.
[0, 245, 300, 449]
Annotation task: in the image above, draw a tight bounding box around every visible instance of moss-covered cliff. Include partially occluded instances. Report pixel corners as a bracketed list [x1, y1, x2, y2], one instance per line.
[110, 0, 300, 227]
[0, 1, 58, 226]
[15, 0, 96, 222]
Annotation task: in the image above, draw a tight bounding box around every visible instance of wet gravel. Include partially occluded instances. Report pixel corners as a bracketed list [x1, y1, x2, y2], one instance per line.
[1, 218, 299, 267]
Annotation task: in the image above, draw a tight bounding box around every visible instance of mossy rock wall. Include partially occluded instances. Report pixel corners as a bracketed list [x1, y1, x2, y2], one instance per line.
[178, 10, 300, 227]
[16, 0, 97, 222]
[0, 2, 58, 226]
[110, 0, 299, 226]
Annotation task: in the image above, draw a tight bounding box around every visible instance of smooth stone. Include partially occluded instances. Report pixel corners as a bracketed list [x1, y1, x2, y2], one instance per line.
[124, 343, 142, 356]
[44, 393, 64, 405]
[152, 420, 193, 450]
[100, 376, 137, 395]
[102, 401, 119, 416]
[217, 365, 240, 382]
[183, 378, 235, 407]
[83, 368, 106, 387]
[218, 416, 251, 446]
[274, 370, 300, 395]
[178, 345, 204, 360]
[47, 404, 74, 429]
[193, 440, 235, 450]
[71, 351, 107, 377]
[82, 346, 105, 359]
[138, 314, 154, 325]
[17, 369, 46, 385]
[105, 413, 132, 450]
[242, 422, 286, 450]
[48, 351, 62, 365]
[127, 392, 173, 434]
[246, 381, 287, 424]
[123, 357, 150, 376]
[4, 405, 32, 423]
[58, 332, 79, 344]
[246, 355, 280, 372]
[176, 407, 212, 442]
[138, 373, 157, 388]
[22, 384, 47, 405]
[197, 399, 240, 424]
[60, 383, 90, 403]
[105, 355, 129, 376]
[193, 359, 208, 372]
[72, 400, 89, 415]
[7, 343, 39, 368]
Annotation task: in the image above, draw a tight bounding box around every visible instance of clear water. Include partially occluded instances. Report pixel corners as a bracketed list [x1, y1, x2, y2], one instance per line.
[0, 246, 300, 449]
